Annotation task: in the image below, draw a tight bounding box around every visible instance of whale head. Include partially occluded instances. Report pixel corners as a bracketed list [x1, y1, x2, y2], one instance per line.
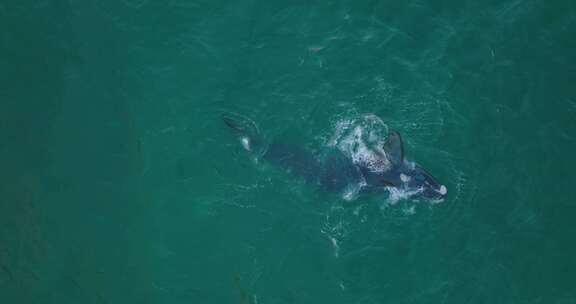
[398, 163, 447, 200]
[380, 131, 447, 201]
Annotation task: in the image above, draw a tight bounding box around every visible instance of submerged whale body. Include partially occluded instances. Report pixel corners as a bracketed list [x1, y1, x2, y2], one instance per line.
[223, 114, 447, 201]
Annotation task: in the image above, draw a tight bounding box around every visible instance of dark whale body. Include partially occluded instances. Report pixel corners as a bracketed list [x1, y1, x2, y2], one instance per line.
[264, 142, 363, 193]
[223, 115, 446, 201]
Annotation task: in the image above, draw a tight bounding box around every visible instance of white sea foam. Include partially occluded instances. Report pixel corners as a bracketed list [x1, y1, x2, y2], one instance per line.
[329, 114, 391, 173]
[342, 177, 367, 201]
[385, 186, 424, 205]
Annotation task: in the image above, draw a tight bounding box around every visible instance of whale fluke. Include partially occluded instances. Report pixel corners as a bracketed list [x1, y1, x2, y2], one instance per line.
[222, 113, 265, 155]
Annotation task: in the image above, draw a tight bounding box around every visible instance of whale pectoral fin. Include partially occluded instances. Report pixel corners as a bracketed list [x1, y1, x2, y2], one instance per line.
[383, 131, 404, 166]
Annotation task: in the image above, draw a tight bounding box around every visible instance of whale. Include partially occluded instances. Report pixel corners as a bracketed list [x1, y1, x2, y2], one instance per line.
[223, 114, 447, 201]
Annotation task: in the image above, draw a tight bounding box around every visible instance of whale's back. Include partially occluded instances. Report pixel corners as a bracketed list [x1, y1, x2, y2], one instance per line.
[264, 143, 363, 193]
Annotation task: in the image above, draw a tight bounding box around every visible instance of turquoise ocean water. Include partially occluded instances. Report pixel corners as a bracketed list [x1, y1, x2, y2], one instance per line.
[1, 0, 575, 303]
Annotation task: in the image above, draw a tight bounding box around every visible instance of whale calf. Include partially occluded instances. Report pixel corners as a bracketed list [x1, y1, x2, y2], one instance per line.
[223, 114, 447, 201]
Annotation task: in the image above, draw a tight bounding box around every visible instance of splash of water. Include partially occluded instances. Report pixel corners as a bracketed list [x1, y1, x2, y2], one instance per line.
[328, 114, 392, 173]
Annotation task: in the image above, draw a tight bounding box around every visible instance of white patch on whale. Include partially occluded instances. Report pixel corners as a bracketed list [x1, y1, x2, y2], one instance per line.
[400, 173, 410, 182]
[439, 185, 447, 195]
[241, 136, 250, 151]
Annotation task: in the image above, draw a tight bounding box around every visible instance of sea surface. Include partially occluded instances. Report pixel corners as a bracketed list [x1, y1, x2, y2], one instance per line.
[1, 0, 575, 303]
